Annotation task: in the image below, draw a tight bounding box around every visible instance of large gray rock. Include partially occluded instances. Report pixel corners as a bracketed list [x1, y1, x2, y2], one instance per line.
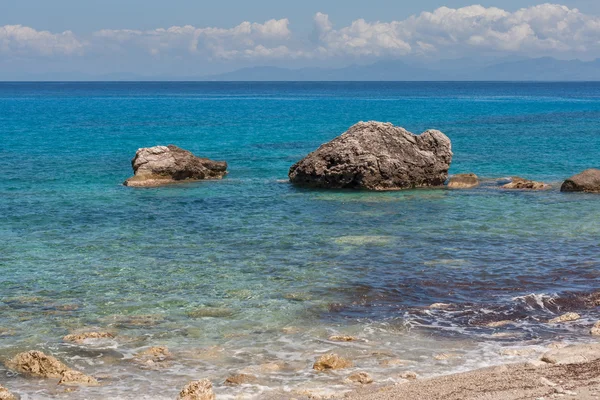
[124, 145, 227, 187]
[289, 122, 452, 190]
[561, 169, 600, 193]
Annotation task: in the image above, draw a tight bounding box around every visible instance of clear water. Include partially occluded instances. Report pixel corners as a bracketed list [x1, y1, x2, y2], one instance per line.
[1, 82, 599, 399]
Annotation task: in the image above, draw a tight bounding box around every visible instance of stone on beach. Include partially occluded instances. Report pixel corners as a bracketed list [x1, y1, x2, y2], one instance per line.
[63, 331, 115, 343]
[0, 385, 16, 400]
[348, 372, 373, 384]
[447, 173, 479, 189]
[399, 371, 418, 380]
[548, 312, 580, 324]
[541, 343, 600, 365]
[124, 145, 227, 187]
[289, 121, 452, 191]
[561, 168, 600, 193]
[313, 353, 353, 371]
[178, 379, 215, 400]
[502, 177, 550, 190]
[591, 321, 600, 336]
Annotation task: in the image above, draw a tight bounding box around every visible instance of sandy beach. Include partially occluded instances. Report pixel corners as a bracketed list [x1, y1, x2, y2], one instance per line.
[343, 343, 600, 400]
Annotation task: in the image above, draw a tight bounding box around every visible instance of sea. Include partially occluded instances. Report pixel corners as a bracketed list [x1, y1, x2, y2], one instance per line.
[0, 82, 599, 399]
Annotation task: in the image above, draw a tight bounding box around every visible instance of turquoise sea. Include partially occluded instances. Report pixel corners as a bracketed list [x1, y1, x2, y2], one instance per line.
[1, 82, 599, 399]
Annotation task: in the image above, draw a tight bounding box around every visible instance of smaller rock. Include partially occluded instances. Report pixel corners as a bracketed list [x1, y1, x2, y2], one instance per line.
[6, 350, 69, 378]
[561, 169, 600, 193]
[548, 313, 580, 324]
[348, 372, 373, 385]
[136, 346, 171, 361]
[328, 335, 357, 342]
[313, 353, 353, 371]
[541, 343, 600, 365]
[58, 370, 99, 386]
[379, 358, 406, 367]
[224, 374, 257, 386]
[502, 177, 550, 190]
[178, 379, 215, 400]
[486, 320, 514, 328]
[429, 303, 452, 310]
[187, 307, 234, 318]
[500, 348, 537, 357]
[447, 173, 479, 189]
[0, 385, 16, 400]
[399, 371, 418, 380]
[63, 331, 115, 343]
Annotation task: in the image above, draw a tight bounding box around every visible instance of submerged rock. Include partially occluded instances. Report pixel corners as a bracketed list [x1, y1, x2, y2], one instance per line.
[561, 169, 600, 193]
[502, 177, 550, 190]
[348, 371, 373, 384]
[178, 379, 215, 400]
[58, 370, 99, 386]
[6, 350, 69, 378]
[548, 312, 580, 323]
[224, 373, 257, 386]
[447, 173, 479, 189]
[63, 331, 115, 343]
[328, 335, 357, 342]
[289, 121, 452, 190]
[590, 321, 600, 336]
[313, 353, 353, 371]
[124, 145, 227, 187]
[0, 385, 16, 400]
[134, 346, 171, 368]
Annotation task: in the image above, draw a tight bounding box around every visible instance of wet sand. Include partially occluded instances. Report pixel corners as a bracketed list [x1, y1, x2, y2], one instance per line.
[345, 343, 600, 400]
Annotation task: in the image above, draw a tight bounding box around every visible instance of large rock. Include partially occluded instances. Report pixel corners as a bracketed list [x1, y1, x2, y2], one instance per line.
[561, 169, 600, 193]
[6, 350, 97, 385]
[289, 122, 452, 190]
[124, 145, 227, 187]
[313, 353, 353, 371]
[0, 385, 16, 400]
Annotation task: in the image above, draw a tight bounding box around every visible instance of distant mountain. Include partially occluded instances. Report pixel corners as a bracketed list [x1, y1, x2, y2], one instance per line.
[204, 58, 600, 81]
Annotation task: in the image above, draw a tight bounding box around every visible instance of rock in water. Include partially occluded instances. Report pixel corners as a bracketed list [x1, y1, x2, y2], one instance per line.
[0, 385, 16, 400]
[124, 145, 227, 187]
[561, 169, 600, 193]
[178, 379, 215, 400]
[289, 121, 452, 190]
[6, 350, 69, 378]
[313, 353, 353, 371]
[502, 177, 550, 190]
[447, 173, 479, 189]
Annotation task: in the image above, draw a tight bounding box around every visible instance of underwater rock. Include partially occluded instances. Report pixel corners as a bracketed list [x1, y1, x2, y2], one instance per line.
[348, 372, 373, 385]
[328, 335, 357, 342]
[548, 312, 580, 323]
[6, 350, 69, 378]
[224, 373, 257, 386]
[561, 169, 600, 193]
[178, 379, 215, 400]
[186, 307, 234, 318]
[399, 371, 418, 380]
[124, 145, 227, 187]
[447, 173, 479, 189]
[289, 121, 452, 190]
[58, 370, 99, 386]
[313, 353, 353, 371]
[63, 331, 115, 343]
[502, 177, 550, 190]
[134, 346, 171, 368]
[0, 385, 16, 400]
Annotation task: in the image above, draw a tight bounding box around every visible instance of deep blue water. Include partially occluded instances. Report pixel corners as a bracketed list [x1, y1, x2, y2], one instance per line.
[0, 82, 599, 399]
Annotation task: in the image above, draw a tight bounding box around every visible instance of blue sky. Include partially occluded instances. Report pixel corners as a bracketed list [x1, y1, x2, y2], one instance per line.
[2, 1, 600, 78]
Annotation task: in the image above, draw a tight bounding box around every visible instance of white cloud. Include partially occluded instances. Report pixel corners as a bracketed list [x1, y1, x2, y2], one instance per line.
[0, 25, 84, 56]
[315, 4, 600, 58]
[93, 18, 296, 59]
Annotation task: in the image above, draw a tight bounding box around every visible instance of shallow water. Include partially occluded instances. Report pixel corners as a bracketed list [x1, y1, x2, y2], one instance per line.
[0, 82, 599, 399]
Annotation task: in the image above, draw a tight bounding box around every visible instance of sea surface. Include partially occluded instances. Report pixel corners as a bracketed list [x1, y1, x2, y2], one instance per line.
[0, 82, 599, 399]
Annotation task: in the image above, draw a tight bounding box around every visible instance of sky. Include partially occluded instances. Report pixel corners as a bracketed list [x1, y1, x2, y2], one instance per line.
[2, 1, 600, 78]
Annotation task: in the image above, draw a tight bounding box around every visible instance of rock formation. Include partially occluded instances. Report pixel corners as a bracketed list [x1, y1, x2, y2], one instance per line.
[63, 331, 114, 343]
[289, 122, 452, 190]
[124, 145, 227, 187]
[447, 173, 479, 189]
[313, 353, 353, 371]
[224, 373, 257, 385]
[561, 169, 600, 193]
[178, 379, 215, 400]
[548, 313, 580, 324]
[348, 372, 373, 384]
[6, 350, 97, 386]
[502, 177, 550, 190]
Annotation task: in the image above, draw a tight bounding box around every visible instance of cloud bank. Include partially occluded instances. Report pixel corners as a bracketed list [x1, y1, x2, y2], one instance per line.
[2, 4, 600, 64]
